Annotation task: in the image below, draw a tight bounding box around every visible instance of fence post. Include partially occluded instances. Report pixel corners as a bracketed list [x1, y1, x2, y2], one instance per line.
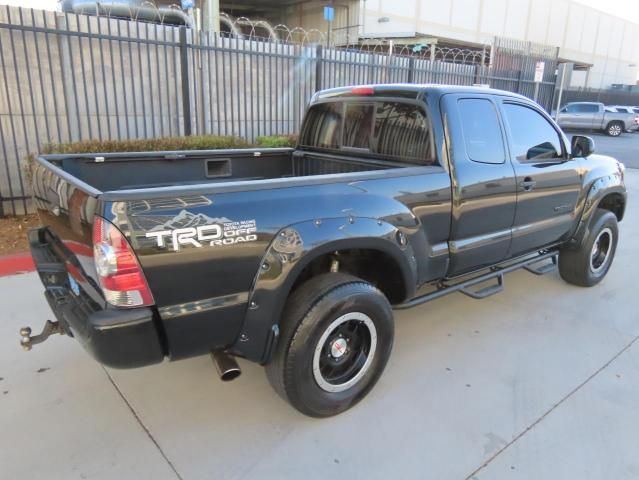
[179, 26, 192, 136]
[407, 56, 415, 83]
[516, 69, 523, 95]
[473, 64, 481, 85]
[57, 14, 79, 142]
[315, 44, 323, 92]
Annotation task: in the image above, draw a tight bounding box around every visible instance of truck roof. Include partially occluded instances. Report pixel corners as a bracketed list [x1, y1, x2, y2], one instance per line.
[313, 83, 532, 102]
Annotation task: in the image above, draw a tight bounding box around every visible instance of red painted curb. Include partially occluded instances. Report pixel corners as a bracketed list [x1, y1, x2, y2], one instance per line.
[0, 252, 36, 277]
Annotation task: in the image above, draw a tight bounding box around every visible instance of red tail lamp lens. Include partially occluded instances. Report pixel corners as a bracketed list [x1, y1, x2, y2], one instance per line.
[93, 216, 154, 307]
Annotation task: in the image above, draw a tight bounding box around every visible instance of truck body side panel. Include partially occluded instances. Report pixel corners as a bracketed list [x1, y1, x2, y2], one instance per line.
[108, 168, 451, 359]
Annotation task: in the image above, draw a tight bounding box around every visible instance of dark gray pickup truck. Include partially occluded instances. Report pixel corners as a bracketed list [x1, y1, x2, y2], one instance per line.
[24, 85, 627, 417]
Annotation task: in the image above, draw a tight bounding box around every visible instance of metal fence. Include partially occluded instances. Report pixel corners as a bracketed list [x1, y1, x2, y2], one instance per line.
[0, 5, 560, 216]
[560, 88, 639, 108]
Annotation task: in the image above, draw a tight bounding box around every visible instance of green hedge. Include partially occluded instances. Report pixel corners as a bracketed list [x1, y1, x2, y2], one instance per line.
[38, 134, 298, 155]
[39, 135, 250, 154]
[254, 134, 298, 148]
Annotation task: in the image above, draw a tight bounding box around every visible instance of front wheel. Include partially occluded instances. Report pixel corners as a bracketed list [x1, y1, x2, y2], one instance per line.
[606, 121, 623, 137]
[265, 273, 394, 417]
[559, 209, 619, 287]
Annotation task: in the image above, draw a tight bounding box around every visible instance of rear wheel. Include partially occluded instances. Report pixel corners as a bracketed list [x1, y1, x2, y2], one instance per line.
[606, 121, 623, 137]
[559, 209, 618, 287]
[266, 273, 394, 417]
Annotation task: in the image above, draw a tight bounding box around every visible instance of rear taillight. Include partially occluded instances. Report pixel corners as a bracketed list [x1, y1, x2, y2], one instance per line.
[93, 216, 154, 308]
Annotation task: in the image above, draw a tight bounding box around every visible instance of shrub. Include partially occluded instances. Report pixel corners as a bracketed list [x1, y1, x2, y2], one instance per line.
[39, 135, 251, 154]
[255, 134, 298, 148]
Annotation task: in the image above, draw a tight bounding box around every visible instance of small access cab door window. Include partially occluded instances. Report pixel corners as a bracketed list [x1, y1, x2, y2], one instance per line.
[457, 98, 506, 164]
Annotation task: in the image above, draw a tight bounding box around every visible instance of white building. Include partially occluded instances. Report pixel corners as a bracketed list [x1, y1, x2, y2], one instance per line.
[225, 0, 639, 89]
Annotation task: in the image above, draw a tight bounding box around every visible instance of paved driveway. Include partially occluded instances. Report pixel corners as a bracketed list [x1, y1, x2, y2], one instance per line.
[1, 174, 638, 480]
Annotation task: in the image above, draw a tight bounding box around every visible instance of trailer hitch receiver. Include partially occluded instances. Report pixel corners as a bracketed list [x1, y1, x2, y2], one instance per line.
[20, 320, 65, 351]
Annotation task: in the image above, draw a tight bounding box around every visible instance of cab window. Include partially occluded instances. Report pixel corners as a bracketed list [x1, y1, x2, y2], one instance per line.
[343, 104, 374, 150]
[373, 102, 434, 165]
[502, 103, 564, 162]
[575, 104, 599, 113]
[457, 98, 505, 164]
[300, 100, 436, 165]
[299, 102, 342, 149]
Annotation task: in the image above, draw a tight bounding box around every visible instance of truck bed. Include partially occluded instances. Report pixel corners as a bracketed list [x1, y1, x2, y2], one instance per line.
[40, 147, 401, 194]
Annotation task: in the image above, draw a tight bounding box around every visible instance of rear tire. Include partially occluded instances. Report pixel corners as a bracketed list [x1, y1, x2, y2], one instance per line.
[265, 273, 394, 417]
[605, 121, 623, 137]
[559, 209, 618, 287]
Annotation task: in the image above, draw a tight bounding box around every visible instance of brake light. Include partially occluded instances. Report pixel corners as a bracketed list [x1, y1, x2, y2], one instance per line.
[93, 216, 154, 308]
[351, 86, 375, 95]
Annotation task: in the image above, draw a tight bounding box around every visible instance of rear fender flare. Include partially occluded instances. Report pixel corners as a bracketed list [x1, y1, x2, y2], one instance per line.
[235, 217, 418, 363]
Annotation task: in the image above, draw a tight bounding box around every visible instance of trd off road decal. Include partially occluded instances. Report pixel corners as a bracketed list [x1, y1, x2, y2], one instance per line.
[146, 218, 257, 251]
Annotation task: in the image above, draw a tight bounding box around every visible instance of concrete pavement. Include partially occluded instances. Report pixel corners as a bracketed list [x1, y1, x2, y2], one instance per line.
[1, 171, 638, 480]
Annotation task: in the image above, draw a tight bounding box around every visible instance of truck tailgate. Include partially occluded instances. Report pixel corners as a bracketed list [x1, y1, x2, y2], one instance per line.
[31, 156, 104, 305]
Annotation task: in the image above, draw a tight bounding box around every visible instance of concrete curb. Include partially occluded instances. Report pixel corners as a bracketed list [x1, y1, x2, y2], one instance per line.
[0, 252, 35, 277]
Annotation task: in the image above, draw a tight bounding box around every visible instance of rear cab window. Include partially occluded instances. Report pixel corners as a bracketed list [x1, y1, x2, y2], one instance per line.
[299, 99, 437, 166]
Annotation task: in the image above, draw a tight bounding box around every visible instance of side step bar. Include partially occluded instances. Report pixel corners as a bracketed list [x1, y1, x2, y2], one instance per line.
[524, 255, 558, 275]
[395, 251, 558, 310]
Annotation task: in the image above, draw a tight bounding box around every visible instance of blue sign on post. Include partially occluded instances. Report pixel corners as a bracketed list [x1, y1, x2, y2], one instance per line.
[324, 6, 334, 22]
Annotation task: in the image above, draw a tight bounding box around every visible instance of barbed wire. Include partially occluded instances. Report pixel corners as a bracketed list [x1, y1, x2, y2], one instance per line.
[59, 1, 490, 65]
[218, 13, 490, 65]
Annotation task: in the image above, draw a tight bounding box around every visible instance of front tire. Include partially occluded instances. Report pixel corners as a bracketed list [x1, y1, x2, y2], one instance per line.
[266, 273, 394, 417]
[606, 121, 623, 137]
[559, 209, 619, 287]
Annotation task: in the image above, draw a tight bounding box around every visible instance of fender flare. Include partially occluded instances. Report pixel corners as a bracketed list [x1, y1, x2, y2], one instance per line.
[232, 216, 418, 363]
[570, 173, 626, 248]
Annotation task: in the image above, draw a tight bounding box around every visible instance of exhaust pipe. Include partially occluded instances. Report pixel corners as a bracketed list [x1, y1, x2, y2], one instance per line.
[211, 351, 242, 381]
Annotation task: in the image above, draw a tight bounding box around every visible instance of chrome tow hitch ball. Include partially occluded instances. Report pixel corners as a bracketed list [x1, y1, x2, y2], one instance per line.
[19, 320, 64, 351]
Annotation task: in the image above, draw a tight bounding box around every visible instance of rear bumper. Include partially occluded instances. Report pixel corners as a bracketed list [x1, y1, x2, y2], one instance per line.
[29, 227, 165, 368]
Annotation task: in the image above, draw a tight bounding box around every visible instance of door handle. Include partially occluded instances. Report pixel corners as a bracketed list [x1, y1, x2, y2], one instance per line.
[520, 177, 536, 191]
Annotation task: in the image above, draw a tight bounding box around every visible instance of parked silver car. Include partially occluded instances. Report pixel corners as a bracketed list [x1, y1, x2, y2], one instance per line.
[556, 102, 636, 136]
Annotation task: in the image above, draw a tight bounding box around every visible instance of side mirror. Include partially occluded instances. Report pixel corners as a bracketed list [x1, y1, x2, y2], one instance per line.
[571, 135, 595, 158]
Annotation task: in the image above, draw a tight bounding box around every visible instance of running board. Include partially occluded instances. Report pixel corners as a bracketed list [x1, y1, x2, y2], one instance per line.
[523, 255, 558, 275]
[395, 251, 558, 310]
[459, 274, 504, 299]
